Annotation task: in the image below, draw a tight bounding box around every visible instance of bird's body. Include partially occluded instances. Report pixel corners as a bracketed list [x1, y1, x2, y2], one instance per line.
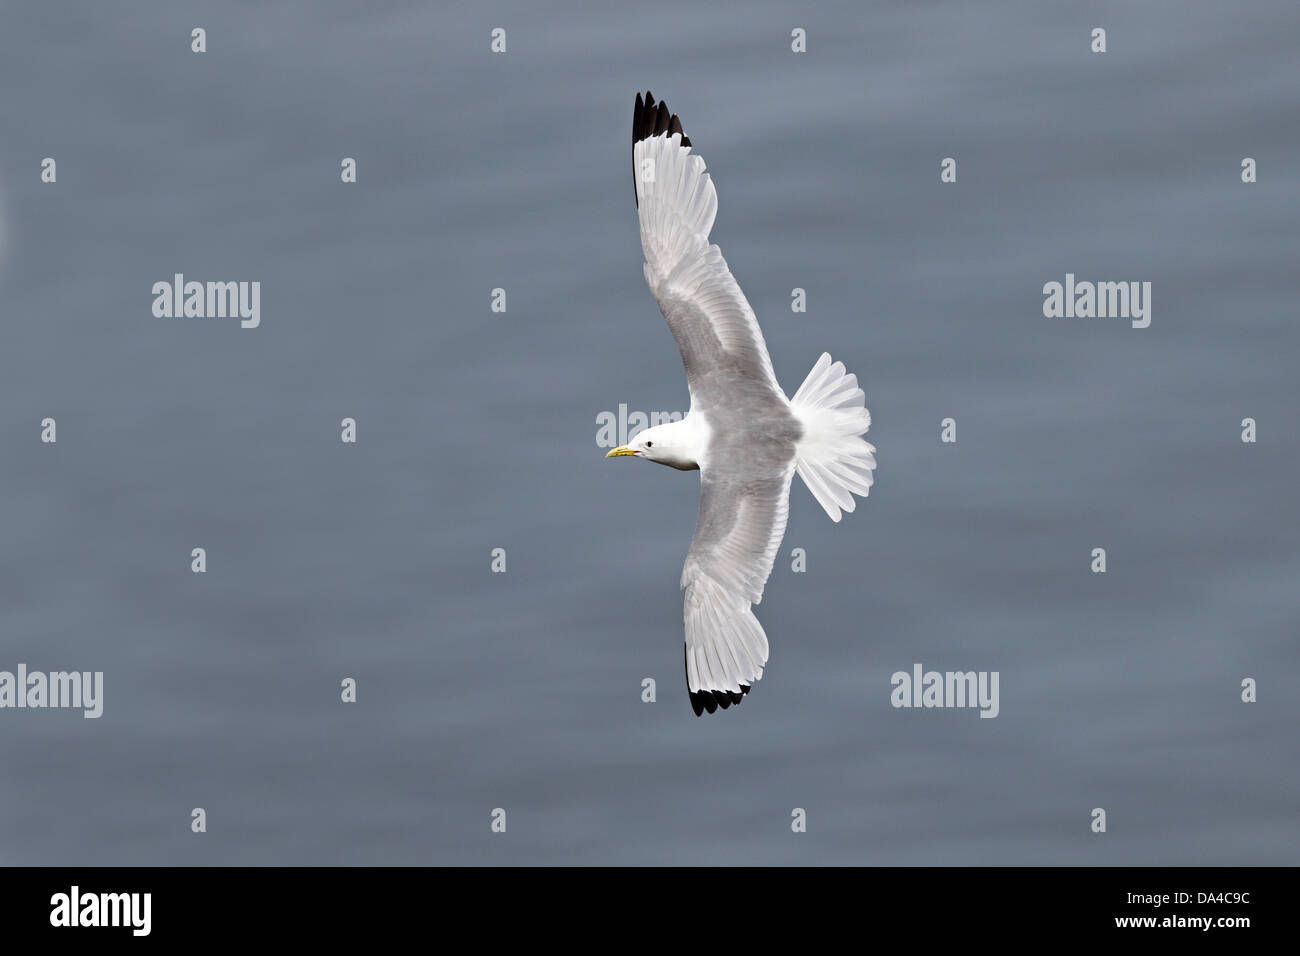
[607, 92, 877, 715]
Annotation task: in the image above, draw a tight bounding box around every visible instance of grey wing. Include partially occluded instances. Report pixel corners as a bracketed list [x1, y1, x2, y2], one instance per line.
[633, 92, 785, 409]
[680, 463, 795, 715]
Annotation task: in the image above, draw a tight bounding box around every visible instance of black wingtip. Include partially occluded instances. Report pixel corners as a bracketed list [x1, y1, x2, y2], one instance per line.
[684, 648, 750, 715]
[688, 685, 752, 718]
[633, 90, 691, 148]
[633, 90, 693, 208]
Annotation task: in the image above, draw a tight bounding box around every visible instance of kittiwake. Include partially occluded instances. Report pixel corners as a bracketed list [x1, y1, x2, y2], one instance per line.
[606, 92, 877, 716]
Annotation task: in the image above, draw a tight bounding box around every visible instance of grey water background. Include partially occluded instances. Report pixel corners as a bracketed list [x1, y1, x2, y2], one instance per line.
[0, 0, 1296, 865]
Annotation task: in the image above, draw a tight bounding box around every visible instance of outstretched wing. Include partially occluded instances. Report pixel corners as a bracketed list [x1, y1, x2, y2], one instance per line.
[681, 464, 795, 715]
[632, 91, 785, 411]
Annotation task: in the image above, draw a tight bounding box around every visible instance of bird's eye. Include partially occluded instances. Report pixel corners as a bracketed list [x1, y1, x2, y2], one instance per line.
[645, 441, 653, 448]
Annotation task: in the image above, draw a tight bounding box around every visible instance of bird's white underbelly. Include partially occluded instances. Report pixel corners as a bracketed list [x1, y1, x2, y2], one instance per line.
[680, 409, 713, 470]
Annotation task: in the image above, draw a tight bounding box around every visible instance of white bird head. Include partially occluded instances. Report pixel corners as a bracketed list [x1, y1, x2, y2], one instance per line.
[604, 422, 699, 471]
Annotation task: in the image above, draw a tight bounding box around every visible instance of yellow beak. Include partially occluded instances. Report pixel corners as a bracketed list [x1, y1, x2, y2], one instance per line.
[605, 446, 636, 458]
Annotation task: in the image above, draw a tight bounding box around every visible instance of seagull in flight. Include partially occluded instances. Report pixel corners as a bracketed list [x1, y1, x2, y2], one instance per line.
[606, 92, 877, 716]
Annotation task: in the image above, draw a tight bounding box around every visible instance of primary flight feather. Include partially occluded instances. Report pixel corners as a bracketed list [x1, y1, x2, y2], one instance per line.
[607, 92, 877, 716]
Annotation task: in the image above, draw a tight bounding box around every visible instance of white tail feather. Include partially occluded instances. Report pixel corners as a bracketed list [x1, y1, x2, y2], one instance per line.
[790, 352, 876, 522]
